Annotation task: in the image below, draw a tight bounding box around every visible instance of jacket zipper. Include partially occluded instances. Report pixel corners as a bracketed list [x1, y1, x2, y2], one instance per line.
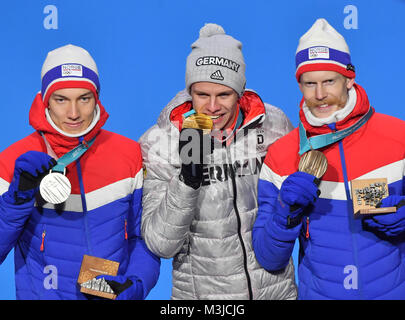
[124, 219, 128, 240]
[229, 164, 253, 300]
[330, 123, 363, 298]
[338, 139, 363, 298]
[76, 152, 93, 255]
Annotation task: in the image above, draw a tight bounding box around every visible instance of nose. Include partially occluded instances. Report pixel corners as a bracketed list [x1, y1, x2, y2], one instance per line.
[315, 85, 327, 101]
[67, 102, 80, 119]
[205, 96, 221, 114]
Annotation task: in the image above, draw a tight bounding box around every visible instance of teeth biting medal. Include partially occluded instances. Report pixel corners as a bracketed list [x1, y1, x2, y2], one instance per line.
[182, 110, 213, 132]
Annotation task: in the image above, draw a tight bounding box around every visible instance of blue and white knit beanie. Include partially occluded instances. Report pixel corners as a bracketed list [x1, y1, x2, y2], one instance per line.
[185, 23, 246, 97]
[295, 18, 355, 82]
[41, 44, 100, 106]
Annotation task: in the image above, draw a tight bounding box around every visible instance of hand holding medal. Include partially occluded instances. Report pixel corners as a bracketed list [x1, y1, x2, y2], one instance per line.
[179, 110, 213, 189]
[287, 150, 328, 214]
[182, 110, 213, 132]
[4, 151, 57, 205]
[290, 121, 331, 214]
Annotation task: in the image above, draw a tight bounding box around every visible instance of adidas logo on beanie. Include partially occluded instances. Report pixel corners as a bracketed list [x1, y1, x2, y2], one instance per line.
[185, 23, 246, 97]
[295, 18, 355, 82]
[210, 70, 224, 80]
[41, 44, 100, 106]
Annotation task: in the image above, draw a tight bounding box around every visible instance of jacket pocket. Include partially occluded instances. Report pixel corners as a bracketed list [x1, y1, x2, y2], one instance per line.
[300, 217, 312, 261]
[305, 216, 310, 239]
[38, 224, 48, 269]
[124, 218, 129, 240]
[300, 217, 310, 239]
[122, 214, 129, 244]
[40, 229, 46, 252]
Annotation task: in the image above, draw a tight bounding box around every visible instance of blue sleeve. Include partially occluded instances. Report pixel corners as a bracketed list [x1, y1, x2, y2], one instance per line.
[0, 194, 34, 264]
[252, 179, 301, 271]
[126, 186, 160, 299]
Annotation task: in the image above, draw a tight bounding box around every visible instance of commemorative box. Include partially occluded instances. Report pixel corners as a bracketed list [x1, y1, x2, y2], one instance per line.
[351, 178, 397, 218]
[77, 255, 119, 300]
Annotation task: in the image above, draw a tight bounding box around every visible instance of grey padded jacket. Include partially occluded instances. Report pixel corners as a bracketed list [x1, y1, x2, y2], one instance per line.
[140, 89, 297, 300]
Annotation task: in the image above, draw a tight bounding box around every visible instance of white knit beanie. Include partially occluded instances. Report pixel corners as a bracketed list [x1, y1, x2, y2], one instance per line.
[185, 23, 246, 97]
[41, 44, 100, 106]
[295, 18, 355, 81]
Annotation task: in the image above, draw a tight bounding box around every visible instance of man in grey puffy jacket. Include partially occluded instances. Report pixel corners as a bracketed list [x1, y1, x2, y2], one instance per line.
[140, 23, 296, 300]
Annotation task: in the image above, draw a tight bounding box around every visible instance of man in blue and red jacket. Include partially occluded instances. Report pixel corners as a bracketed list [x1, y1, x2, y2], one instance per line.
[0, 44, 160, 299]
[253, 18, 405, 299]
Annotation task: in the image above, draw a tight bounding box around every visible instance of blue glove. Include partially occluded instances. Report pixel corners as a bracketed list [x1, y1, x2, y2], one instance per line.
[3, 151, 56, 205]
[363, 195, 405, 237]
[96, 274, 143, 300]
[275, 171, 321, 228]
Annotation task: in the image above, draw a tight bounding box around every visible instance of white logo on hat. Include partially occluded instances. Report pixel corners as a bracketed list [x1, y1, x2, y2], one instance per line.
[210, 70, 224, 81]
[308, 47, 330, 59]
[196, 56, 240, 72]
[61, 64, 83, 77]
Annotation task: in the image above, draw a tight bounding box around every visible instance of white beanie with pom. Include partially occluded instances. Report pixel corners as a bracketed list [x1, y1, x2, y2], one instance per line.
[185, 23, 246, 97]
[295, 18, 355, 82]
[41, 44, 100, 107]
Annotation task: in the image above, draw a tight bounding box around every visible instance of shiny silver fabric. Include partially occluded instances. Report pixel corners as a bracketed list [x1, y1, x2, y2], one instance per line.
[140, 89, 297, 300]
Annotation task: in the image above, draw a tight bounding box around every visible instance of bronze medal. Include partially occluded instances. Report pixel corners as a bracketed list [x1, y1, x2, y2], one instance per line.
[298, 150, 328, 179]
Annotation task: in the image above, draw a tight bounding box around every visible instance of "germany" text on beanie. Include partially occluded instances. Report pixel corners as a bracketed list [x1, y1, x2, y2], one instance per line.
[185, 23, 246, 97]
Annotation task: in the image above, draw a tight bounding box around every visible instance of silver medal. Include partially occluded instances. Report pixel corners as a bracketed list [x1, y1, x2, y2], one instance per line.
[40, 170, 71, 204]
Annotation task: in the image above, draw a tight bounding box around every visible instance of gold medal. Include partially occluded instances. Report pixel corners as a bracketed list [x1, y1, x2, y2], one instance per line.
[298, 150, 328, 179]
[182, 113, 213, 134]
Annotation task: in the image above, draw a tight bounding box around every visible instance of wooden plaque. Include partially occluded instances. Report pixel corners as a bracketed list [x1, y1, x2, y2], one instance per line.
[77, 255, 119, 300]
[351, 178, 397, 219]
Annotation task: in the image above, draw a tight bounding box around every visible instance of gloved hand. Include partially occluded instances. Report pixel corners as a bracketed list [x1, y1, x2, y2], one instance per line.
[275, 171, 321, 228]
[3, 151, 57, 205]
[179, 128, 212, 190]
[363, 195, 405, 237]
[96, 275, 143, 300]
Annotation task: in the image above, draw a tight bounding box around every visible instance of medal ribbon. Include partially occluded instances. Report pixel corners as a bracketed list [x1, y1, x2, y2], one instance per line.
[233, 106, 244, 133]
[51, 136, 96, 173]
[299, 107, 373, 155]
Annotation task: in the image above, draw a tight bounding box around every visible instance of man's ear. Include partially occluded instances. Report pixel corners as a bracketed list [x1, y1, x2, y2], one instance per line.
[346, 77, 355, 90]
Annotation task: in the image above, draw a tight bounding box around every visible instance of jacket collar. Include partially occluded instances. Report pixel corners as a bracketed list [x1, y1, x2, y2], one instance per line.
[167, 89, 266, 131]
[299, 83, 371, 136]
[29, 92, 109, 157]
